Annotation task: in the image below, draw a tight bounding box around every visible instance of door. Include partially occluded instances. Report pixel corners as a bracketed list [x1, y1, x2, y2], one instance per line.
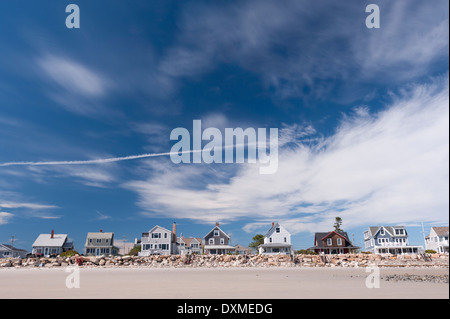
[96, 248, 100, 256]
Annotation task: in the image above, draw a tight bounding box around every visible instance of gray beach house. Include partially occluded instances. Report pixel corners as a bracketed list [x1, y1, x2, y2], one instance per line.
[203, 223, 236, 255]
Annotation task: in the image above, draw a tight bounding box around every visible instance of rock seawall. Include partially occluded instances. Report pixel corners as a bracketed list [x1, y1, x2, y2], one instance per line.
[1, 253, 448, 268]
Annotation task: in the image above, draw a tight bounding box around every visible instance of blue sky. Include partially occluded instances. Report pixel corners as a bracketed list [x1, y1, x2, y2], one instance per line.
[0, 0, 448, 252]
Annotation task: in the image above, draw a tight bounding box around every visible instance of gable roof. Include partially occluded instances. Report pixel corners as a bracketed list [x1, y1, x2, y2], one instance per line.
[32, 234, 69, 248]
[0, 244, 28, 253]
[368, 226, 407, 237]
[431, 226, 449, 237]
[204, 225, 230, 239]
[321, 231, 350, 241]
[147, 225, 172, 233]
[264, 222, 290, 238]
[313, 231, 354, 248]
[86, 232, 114, 240]
[179, 237, 202, 246]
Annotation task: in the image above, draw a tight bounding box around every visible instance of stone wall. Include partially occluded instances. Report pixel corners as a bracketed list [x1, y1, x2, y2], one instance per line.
[1, 253, 448, 268]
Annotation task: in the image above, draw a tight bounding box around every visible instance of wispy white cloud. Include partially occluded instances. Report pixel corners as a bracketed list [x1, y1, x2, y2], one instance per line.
[38, 55, 107, 97]
[0, 201, 58, 210]
[123, 76, 449, 233]
[35, 54, 118, 117]
[152, 0, 448, 103]
[0, 212, 13, 225]
[0, 192, 60, 224]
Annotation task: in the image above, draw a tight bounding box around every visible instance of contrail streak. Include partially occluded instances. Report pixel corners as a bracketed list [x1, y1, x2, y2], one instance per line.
[0, 143, 256, 167]
[0, 150, 201, 167]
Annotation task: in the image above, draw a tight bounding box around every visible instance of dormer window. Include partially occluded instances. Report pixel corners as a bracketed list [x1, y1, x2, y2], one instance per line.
[395, 229, 405, 236]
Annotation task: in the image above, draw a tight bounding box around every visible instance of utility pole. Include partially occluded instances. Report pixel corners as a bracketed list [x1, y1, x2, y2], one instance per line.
[11, 235, 14, 249]
[421, 222, 427, 249]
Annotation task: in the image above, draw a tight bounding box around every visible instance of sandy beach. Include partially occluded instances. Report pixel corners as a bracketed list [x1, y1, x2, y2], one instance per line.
[0, 267, 448, 299]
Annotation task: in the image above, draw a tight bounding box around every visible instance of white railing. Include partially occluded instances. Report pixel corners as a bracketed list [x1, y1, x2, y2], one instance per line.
[377, 242, 408, 247]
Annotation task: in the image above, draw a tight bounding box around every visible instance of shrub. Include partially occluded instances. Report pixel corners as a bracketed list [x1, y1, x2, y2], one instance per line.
[128, 245, 141, 256]
[296, 249, 317, 255]
[425, 249, 437, 254]
[60, 250, 80, 257]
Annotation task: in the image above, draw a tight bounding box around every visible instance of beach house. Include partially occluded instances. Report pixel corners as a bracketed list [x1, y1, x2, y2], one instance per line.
[309, 231, 359, 254]
[177, 236, 203, 255]
[84, 230, 120, 256]
[139, 223, 178, 256]
[0, 244, 28, 258]
[31, 230, 74, 257]
[203, 223, 236, 255]
[425, 226, 449, 253]
[363, 226, 422, 254]
[258, 222, 293, 255]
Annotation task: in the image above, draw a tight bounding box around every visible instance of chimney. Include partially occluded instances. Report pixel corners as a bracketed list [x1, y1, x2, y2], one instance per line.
[100, 229, 103, 233]
[272, 222, 274, 228]
[216, 222, 220, 227]
[172, 222, 177, 242]
[51, 230, 54, 239]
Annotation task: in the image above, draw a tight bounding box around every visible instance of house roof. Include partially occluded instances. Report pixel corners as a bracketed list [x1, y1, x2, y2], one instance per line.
[86, 232, 114, 240]
[0, 244, 28, 253]
[32, 234, 69, 248]
[179, 237, 202, 246]
[147, 225, 172, 233]
[204, 225, 230, 239]
[431, 226, 449, 237]
[264, 222, 291, 238]
[368, 226, 406, 237]
[313, 231, 355, 248]
[234, 244, 252, 251]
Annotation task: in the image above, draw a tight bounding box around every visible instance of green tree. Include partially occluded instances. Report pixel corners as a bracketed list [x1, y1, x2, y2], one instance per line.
[128, 245, 141, 256]
[249, 234, 264, 248]
[334, 217, 343, 232]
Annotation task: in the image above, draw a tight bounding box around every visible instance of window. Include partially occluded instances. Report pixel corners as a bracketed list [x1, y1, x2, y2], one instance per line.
[105, 239, 109, 243]
[327, 238, 332, 246]
[337, 238, 342, 246]
[191, 244, 199, 248]
[164, 233, 168, 239]
[395, 229, 405, 236]
[89, 239, 93, 243]
[214, 230, 219, 236]
[276, 228, 280, 233]
[284, 237, 287, 242]
[161, 244, 168, 250]
[152, 233, 161, 239]
[269, 238, 272, 243]
[143, 244, 150, 250]
[380, 228, 385, 235]
[97, 239, 101, 243]
[209, 238, 214, 245]
[220, 238, 225, 245]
